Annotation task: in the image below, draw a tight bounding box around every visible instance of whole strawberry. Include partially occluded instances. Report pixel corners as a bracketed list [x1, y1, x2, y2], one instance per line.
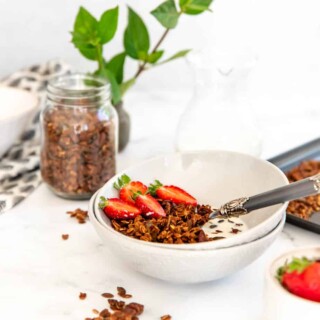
[277, 257, 320, 302]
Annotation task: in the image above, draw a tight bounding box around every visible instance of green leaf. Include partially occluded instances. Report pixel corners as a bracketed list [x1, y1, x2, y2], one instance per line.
[147, 51, 164, 64]
[73, 43, 98, 60]
[71, 7, 100, 60]
[72, 7, 99, 44]
[95, 68, 121, 105]
[148, 180, 163, 196]
[99, 6, 119, 44]
[151, 0, 180, 29]
[159, 49, 191, 64]
[179, 0, 213, 15]
[124, 7, 150, 60]
[276, 257, 314, 283]
[106, 52, 126, 84]
[120, 78, 136, 96]
[113, 174, 131, 190]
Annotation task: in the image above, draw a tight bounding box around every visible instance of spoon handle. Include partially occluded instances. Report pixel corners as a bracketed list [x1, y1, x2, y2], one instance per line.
[219, 174, 320, 216]
[245, 174, 320, 211]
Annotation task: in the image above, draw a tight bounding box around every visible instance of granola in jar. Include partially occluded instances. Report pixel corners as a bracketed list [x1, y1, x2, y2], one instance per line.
[41, 74, 117, 199]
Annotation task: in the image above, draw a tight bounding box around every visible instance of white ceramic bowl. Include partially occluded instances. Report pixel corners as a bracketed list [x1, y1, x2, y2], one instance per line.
[264, 247, 320, 319]
[0, 86, 38, 157]
[89, 189, 285, 283]
[94, 151, 288, 250]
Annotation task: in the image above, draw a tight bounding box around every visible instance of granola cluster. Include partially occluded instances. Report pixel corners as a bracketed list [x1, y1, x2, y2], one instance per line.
[41, 106, 116, 198]
[286, 160, 320, 219]
[111, 200, 213, 244]
[81, 287, 171, 320]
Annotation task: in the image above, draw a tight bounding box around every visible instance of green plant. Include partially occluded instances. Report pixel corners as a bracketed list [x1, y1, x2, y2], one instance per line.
[71, 0, 213, 105]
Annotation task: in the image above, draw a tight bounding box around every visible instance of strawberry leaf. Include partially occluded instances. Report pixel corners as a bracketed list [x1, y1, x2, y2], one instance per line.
[99, 196, 108, 209]
[276, 257, 314, 282]
[113, 174, 131, 190]
[148, 180, 163, 196]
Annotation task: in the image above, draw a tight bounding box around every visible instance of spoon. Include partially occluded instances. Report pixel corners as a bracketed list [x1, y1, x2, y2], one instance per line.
[209, 173, 320, 219]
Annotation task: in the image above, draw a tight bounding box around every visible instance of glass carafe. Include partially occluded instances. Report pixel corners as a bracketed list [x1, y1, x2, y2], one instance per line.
[175, 50, 262, 156]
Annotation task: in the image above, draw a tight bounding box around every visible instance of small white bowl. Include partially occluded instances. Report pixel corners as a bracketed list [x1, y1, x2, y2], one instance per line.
[94, 151, 288, 250]
[264, 247, 320, 319]
[0, 86, 38, 157]
[89, 189, 285, 283]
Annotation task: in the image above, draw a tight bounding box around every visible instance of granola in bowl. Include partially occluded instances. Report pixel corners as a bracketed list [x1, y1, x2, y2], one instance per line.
[98, 175, 246, 244]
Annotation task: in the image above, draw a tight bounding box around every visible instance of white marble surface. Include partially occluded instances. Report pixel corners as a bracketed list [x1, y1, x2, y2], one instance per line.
[0, 90, 320, 320]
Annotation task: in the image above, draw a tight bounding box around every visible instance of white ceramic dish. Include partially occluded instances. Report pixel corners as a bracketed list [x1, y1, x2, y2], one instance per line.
[0, 86, 38, 157]
[89, 189, 285, 283]
[264, 246, 320, 319]
[94, 151, 288, 250]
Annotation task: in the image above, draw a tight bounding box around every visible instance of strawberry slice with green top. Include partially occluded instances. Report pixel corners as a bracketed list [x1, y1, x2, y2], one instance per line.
[148, 180, 197, 206]
[277, 257, 320, 302]
[99, 196, 141, 219]
[113, 174, 148, 205]
[134, 193, 166, 218]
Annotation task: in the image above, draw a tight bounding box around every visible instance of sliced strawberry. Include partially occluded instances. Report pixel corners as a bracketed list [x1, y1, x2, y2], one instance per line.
[113, 174, 148, 205]
[148, 180, 197, 206]
[135, 194, 166, 218]
[99, 197, 141, 220]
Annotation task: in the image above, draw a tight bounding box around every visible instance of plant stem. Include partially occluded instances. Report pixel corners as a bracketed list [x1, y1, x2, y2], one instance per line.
[96, 45, 104, 71]
[134, 28, 170, 79]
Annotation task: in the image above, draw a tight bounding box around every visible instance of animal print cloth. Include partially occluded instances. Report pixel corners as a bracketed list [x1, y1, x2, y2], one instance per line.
[0, 60, 71, 213]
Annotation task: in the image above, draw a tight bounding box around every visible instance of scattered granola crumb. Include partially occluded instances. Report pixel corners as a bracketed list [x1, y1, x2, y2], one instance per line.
[99, 309, 111, 317]
[210, 236, 226, 240]
[79, 292, 87, 300]
[230, 228, 241, 234]
[161, 315, 172, 320]
[67, 208, 88, 224]
[62, 234, 69, 240]
[108, 299, 125, 311]
[117, 286, 133, 298]
[102, 292, 114, 298]
[92, 309, 99, 314]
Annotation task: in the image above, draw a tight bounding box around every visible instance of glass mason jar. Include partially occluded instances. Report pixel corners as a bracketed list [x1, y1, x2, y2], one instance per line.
[40, 73, 118, 199]
[176, 50, 262, 157]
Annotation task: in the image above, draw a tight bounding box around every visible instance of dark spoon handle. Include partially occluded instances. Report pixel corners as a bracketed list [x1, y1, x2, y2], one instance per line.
[219, 174, 320, 216]
[245, 174, 320, 211]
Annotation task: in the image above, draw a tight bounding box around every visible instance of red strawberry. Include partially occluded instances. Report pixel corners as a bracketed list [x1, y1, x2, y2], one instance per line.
[301, 262, 320, 302]
[148, 180, 197, 206]
[113, 174, 148, 205]
[135, 194, 166, 218]
[99, 197, 141, 220]
[277, 257, 320, 302]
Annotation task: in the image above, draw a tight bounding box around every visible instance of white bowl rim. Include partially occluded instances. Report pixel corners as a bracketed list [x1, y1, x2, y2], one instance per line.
[90, 188, 286, 252]
[93, 150, 289, 249]
[267, 246, 320, 306]
[0, 86, 39, 122]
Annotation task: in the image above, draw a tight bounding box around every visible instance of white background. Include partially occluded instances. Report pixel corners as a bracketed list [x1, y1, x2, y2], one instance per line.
[1, 0, 320, 153]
